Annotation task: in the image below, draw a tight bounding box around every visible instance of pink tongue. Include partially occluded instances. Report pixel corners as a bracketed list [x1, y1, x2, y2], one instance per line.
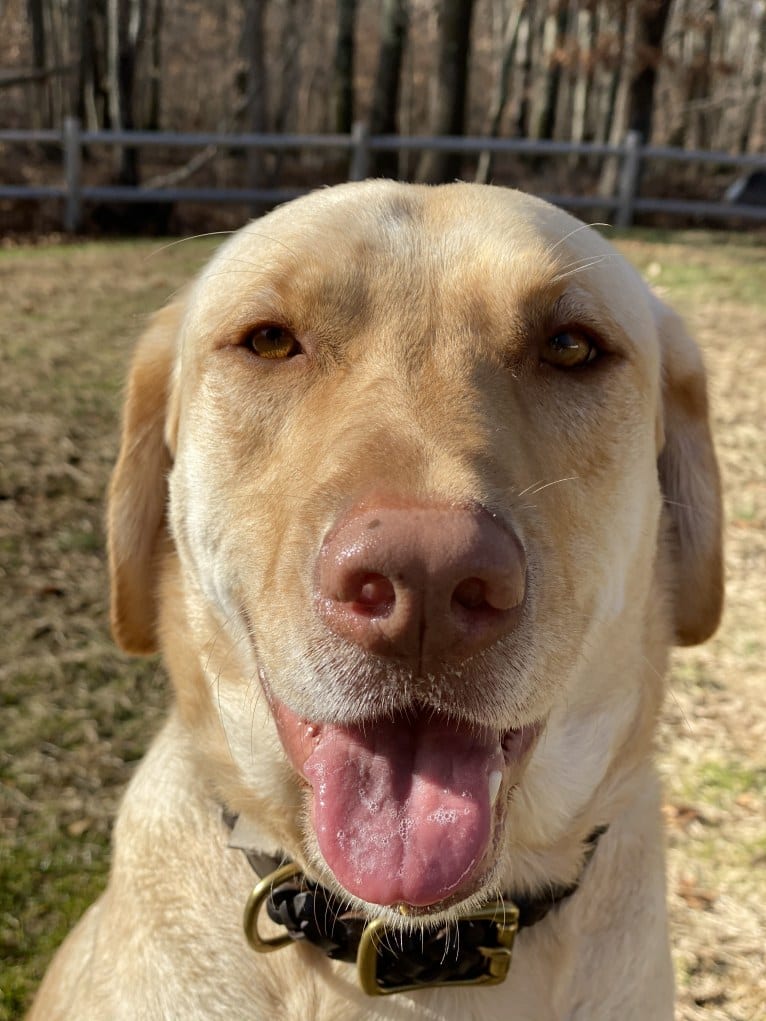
[302, 716, 502, 907]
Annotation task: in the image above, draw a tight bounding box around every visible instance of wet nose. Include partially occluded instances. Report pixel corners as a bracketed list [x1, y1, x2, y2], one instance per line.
[315, 500, 526, 667]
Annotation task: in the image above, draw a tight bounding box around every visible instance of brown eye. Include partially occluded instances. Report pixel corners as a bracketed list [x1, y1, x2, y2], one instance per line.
[542, 330, 598, 368]
[244, 325, 301, 360]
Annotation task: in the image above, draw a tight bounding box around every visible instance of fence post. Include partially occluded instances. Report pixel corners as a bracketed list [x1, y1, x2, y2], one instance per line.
[63, 116, 82, 233]
[615, 130, 642, 228]
[349, 122, 370, 181]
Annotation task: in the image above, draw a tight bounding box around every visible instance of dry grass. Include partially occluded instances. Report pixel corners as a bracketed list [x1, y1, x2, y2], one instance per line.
[1, 229, 764, 1019]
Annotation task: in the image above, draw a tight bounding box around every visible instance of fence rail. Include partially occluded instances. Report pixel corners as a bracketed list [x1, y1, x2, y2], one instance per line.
[1, 118, 765, 232]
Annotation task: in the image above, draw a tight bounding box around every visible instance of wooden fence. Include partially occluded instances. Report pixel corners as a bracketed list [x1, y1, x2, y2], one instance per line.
[1, 117, 765, 232]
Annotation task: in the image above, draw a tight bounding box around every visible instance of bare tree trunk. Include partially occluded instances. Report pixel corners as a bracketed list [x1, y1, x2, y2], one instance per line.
[532, 2, 569, 141]
[106, 0, 145, 184]
[597, 0, 632, 203]
[592, 0, 627, 144]
[476, 0, 525, 183]
[43, 0, 66, 122]
[369, 0, 409, 178]
[627, 0, 672, 141]
[334, 0, 358, 134]
[74, 0, 91, 126]
[398, 0, 418, 179]
[296, 0, 334, 133]
[271, 0, 303, 180]
[740, 10, 766, 152]
[242, 0, 269, 191]
[145, 0, 162, 130]
[27, 0, 50, 126]
[73, 0, 107, 130]
[416, 0, 477, 183]
[514, 4, 534, 137]
[684, 0, 718, 150]
[571, 2, 595, 144]
[273, 0, 302, 133]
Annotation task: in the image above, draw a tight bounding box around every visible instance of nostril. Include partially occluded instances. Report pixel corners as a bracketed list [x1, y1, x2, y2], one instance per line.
[453, 572, 525, 614]
[353, 573, 395, 616]
[452, 577, 488, 611]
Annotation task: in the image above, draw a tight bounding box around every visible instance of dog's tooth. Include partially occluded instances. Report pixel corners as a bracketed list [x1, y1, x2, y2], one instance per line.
[488, 770, 503, 807]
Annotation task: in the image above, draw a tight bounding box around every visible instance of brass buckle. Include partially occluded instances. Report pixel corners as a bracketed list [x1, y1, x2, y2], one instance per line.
[357, 899, 519, 996]
[243, 862, 304, 953]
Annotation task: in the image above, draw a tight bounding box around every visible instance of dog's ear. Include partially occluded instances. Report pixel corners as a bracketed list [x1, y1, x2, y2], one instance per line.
[108, 299, 183, 655]
[654, 296, 723, 646]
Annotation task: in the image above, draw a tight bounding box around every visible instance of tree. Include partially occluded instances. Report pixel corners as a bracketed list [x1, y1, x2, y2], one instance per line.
[740, 8, 766, 153]
[531, 1, 568, 141]
[74, 0, 104, 130]
[242, 0, 269, 189]
[416, 0, 476, 183]
[26, 0, 50, 126]
[628, 0, 672, 141]
[334, 0, 358, 134]
[475, 0, 526, 184]
[369, 0, 409, 178]
[106, 0, 146, 184]
[144, 0, 163, 131]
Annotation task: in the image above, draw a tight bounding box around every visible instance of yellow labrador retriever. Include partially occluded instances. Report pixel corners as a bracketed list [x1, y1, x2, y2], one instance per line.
[30, 182, 722, 1020]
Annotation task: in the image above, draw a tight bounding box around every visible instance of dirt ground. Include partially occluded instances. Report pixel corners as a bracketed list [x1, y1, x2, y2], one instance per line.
[1, 229, 764, 1019]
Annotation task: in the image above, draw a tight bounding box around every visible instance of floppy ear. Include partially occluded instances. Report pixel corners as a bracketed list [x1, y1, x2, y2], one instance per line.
[108, 299, 184, 655]
[654, 296, 723, 646]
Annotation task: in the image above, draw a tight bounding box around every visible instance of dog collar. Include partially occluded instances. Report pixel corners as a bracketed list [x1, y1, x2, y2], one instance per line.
[224, 810, 607, 996]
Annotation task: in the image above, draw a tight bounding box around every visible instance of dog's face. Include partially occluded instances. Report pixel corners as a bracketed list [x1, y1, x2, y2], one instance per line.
[108, 183, 722, 922]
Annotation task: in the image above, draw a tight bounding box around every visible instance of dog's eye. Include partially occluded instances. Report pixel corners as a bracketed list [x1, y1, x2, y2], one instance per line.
[243, 325, 301, 360]
[541, 330, 599, 369]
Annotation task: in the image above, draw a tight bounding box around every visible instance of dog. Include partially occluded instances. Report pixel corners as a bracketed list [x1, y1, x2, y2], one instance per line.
[29, 181, 722, 1020]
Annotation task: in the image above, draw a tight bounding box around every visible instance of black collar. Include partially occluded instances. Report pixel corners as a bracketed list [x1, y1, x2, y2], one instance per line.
[224, 810, 607, 996]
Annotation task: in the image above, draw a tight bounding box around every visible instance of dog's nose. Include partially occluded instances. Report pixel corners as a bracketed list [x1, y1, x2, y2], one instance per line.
[316, 501, 526, 666]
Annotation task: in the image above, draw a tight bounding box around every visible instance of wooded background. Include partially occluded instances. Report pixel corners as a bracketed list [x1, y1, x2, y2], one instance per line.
[1, 0, 765, 226]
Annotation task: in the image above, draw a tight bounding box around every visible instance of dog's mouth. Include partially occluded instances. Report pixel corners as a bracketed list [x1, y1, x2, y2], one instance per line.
[267, 690, 540, 910]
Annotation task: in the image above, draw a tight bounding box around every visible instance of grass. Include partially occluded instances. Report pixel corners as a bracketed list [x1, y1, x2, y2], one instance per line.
[614, 231, 766, 309]
[1, 229, 764, 1020]
[1, 841, 109, 1016]
[694, 761, 764, 799]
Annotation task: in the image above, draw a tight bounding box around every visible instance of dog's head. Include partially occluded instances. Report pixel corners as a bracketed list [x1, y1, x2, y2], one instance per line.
[107, 182, 722, 922]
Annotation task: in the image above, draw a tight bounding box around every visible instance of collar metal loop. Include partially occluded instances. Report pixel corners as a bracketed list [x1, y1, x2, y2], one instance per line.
[356, 900, 519, 996]
[243, 862, 305, 952]
[243, 862, 520, 995]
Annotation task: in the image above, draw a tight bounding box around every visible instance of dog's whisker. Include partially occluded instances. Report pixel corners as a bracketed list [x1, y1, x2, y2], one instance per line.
[645, 654, 694, 737]
[200, 605, 252, 689]
[553, 250, 612, 274]
[545, 222, 612, 256]
[236, 226, 300, 259]
[527, 475, 580, 497]
[552, 255, 611, 283]
[212, 669, 239, 768]
[661, 497, 693, 510]
[147, 230, 236, 260]
[516, 478, 545, 498]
